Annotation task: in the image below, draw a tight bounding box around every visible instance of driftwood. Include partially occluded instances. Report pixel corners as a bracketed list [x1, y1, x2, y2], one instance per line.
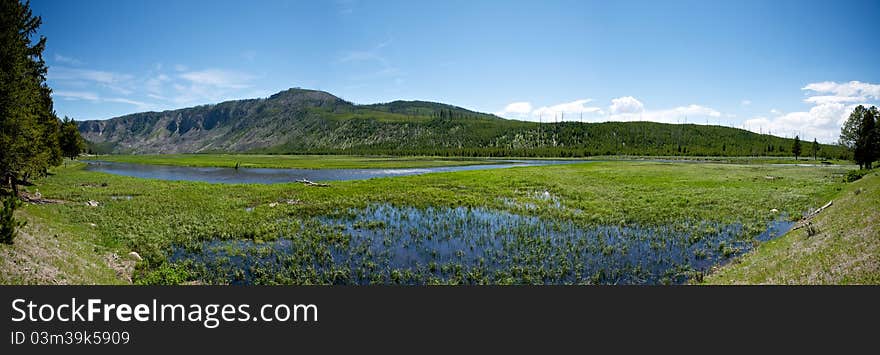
[295, 179, 330, 187]
[793, 200, 832, 230]
[18, 191, 65, 204]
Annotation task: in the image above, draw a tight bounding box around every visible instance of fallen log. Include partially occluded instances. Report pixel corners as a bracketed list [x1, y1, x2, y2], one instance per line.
[792, 200, 832, 230]
[18, 191, 65, 204]
[295, 179, 330, 187]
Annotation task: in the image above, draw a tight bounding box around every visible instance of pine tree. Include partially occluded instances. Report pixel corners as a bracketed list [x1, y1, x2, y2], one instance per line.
[0, 0, 61, 195]
[811, 138, 819, 160]
[854, 107, 878, 169]
[59, 116, 85, 160]
[792, 135, 801, 160]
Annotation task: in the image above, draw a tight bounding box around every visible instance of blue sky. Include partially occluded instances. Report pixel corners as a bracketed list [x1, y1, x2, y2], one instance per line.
[31, 0, 880, 142]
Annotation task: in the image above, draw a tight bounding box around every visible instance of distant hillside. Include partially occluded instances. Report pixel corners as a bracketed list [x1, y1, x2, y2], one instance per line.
[79, 88, 849, 158]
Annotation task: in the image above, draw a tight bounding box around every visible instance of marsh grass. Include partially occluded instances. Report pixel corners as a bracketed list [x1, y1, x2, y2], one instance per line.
[6, 160, 848, 284]
[170, 204, 796, 285]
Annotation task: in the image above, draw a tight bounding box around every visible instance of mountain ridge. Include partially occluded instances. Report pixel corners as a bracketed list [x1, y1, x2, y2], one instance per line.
[78, 88, 848, 158]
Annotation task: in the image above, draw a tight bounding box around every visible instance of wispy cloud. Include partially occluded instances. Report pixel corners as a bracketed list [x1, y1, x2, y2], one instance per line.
[336, 0, 358, 15]
[53, 54, 83, 66]
[54, 90, 99, 101]
[49, 67, 133, 85]
[52, 90, 151, 110]
[338, 38, 404, 85]
[179, 69, 255, 89]
[49, 61, 264, 118]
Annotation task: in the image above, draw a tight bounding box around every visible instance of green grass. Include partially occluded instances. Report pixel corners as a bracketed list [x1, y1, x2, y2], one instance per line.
[582, 155, 852, 165]
[1, 159, 851, 284]
[82, 154, 496, 169]
[704, 171, 880, 284]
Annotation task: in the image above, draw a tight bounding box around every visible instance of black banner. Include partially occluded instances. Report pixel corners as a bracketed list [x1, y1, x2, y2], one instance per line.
[1, 286, 877, 353]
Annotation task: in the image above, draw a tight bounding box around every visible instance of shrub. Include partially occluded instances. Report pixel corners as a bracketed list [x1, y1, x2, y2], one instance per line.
[845, 169, 872, 182]
[1, 196, 26, 245]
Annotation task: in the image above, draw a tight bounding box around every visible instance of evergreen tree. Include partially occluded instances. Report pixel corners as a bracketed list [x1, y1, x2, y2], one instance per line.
[792, 135, 801, 160]
[59, 116, 85, 160]
[811, 138, 819, 160]
[840, 105, 867, 151]
[0, 0, 60, 195]
[853, 107, 879, 169]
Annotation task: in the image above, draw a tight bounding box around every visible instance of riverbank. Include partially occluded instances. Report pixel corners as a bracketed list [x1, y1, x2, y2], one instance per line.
[704, 171, 879, 284]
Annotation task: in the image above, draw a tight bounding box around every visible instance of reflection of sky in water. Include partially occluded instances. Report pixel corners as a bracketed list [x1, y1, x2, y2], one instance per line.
[85, 160, 583, 184]
[171, 204, 794, 285]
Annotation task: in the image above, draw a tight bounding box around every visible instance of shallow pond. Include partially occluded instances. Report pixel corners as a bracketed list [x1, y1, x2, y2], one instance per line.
[85, 159, 584, 184]
[169, 204, 794, 285]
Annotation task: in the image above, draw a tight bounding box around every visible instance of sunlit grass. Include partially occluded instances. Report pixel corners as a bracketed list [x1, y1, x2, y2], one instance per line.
[10, 160, 849, 284]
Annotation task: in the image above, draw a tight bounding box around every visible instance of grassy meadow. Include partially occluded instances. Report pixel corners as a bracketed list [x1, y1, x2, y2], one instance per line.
[1, 157, 864, 285]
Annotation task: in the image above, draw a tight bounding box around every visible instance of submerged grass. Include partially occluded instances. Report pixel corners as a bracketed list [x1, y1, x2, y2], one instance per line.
[170, 204, 794, 285]
[2, 160, 849, 284]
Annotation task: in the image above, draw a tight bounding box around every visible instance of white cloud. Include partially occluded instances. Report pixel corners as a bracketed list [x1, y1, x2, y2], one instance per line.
[609, 96, 644, 115]
[495, 102, 533, 117]
[610, 104, 720, 123]
[495, 99, 603, 121]
[770, 109, 782, 115]
[741, 99, 752, 106]
[174, 64, 189, 72]
[803, 81, 880, 99]
[744, 102, 854, 143]
[740, 80, 880, 143]
[533, 99, 602, 120]
[496, 96, 719, 124]
[803, 95, 865, 105]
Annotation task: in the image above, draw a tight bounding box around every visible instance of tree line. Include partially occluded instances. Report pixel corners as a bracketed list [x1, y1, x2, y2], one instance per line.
[1, 0, 83, 244]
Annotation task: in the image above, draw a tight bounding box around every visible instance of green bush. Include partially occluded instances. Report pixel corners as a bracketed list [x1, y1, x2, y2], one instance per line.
[1, 196, 26, 245]
[845, 169, 873, 182]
